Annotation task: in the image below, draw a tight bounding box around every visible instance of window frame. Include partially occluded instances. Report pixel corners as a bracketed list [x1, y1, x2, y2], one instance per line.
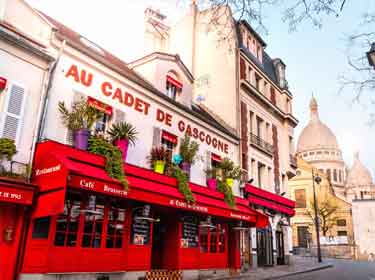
[295, 189, 307, 208]
[199, 223, 227, 254]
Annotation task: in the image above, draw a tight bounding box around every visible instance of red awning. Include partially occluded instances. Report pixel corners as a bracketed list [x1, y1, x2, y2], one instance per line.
[161, 130, 178, 145]
[211, 153, 221, 163]
[0, 179, 36, 206]
[245, 184, 295, 216]
[166, 75, 183, 89]
[87, 96, 113, 115]
[32, 141, 266, 225]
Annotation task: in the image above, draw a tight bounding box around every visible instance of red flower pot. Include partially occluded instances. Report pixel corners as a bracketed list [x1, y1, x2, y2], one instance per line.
[114, 139, 129, 162]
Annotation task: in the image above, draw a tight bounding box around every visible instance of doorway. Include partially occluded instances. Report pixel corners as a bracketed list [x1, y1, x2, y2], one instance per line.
[276, 230, 285, 265]
[239, 230, 251, 271]
[297, 226, 309, 248]
[257, 227, 273, 266]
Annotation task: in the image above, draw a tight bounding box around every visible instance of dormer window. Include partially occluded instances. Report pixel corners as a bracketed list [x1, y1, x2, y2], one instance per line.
[273, 59, 286, 89]
[166, 72, 182, 100]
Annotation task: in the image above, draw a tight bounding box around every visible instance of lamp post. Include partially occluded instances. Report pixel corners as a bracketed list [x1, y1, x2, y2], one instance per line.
[312, 169, 322, 263]
[367, 43, 375, 69]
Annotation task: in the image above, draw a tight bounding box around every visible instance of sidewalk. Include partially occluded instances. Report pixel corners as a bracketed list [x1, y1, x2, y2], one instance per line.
[208, 256, 333, 280]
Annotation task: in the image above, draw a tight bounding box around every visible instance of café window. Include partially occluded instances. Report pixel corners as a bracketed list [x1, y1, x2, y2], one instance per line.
[211, 153, 221, 168]
[181, 216, 199, 248]
[166, 73, 182, 100]
[161, 130, 178, 162]
[295, 189, 306, 208]
[131, 206, 151, 245]
[81, 195, 105, 248]
[199, 221, 226, 254]
[54, 192, 82, 247]
[88, 96, 113, 134]
[32, 217, 51, 239]
[106, 200, 126, 248]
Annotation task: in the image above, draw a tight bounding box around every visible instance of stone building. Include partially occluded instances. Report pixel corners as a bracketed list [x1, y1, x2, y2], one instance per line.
[137, 2, 298, 270]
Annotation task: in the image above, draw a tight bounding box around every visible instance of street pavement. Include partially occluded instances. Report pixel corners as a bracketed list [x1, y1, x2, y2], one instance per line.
[285, 259, 375, 280]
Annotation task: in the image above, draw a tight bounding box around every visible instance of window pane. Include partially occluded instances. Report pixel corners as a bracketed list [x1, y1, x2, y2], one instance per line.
[131, 207, 151, 245]
[181, 216, 199, 248]
[218, 226, 226, 253]
[82, 234, 92, 248]
[210, 228, 217, 253]
[67, 233, 77, 247]
[54, 232, 65, 246]
[199, 227, 208, 253]
[32, 217, 50, 239]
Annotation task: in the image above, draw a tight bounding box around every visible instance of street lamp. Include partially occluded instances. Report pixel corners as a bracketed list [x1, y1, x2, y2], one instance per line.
[312, 169, 322, 263]
[366, 43, 375, 69]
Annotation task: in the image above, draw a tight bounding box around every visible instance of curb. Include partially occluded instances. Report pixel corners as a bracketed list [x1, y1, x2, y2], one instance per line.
[264, 263, 334, 279]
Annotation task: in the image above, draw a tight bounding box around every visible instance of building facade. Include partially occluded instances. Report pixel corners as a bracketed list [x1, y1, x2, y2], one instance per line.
[288, 158, 355, 259]
[140, 3, 298, 270]
[0, 1, 53, 279]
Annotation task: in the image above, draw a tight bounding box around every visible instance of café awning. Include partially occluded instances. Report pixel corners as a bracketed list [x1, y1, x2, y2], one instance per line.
[32, 141, 268, 227]
[245, 184, 296, 216]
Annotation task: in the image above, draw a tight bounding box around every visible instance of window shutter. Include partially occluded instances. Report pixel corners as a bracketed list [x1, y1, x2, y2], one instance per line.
[1, 83, 27, 144]
[66, 92, 86, 145]
[206, 151, 212, 170]
[114, 109, 125, 124]
[152, 127, 161, 147]
[240, 57, 246, 80]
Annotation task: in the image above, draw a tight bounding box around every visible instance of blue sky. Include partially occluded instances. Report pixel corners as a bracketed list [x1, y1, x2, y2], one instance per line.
[28, 0, 374, 175]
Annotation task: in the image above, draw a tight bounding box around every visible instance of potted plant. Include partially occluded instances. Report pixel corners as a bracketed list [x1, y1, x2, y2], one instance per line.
[219, 158, 242, 187]
[107, 121, 138, 162]
[179, 134, 200, 177]
[58, 100, 103, 150]
[148, 146, 169, 174]
[0, 138, 16, 173]
[205, 167, 219, 191]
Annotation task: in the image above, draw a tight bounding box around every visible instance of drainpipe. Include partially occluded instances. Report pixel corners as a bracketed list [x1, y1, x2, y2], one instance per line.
[28, 39, 66, 179]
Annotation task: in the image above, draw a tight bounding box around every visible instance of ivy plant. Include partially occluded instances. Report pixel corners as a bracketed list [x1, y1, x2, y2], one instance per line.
[217, 179, 236, 208]
[88, 136, 128, 190]
[172, 165, 195, 204]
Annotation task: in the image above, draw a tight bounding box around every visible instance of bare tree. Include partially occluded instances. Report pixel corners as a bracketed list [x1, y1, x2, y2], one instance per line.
[308, 193, 339, 237]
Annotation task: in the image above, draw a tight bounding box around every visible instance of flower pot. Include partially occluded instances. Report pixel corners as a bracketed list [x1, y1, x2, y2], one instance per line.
[226, 178, 234, 187]
[207, 178, 217, 191]
[73, 129, 90, 150]
[114, 139, 129, 162]
[181, 162, 191, 177]
[154, 160, 166, 174]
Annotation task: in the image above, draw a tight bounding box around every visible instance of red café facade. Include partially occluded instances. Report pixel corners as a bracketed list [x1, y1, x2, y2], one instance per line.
[21, 140, 268, 278]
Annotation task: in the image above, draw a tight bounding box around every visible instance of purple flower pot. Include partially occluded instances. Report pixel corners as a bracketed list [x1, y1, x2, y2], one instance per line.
[73, 128, 90, 150]
[114, 139, 129, 162]
[181, 162, 191, 177]
[207, 178, 217, 191]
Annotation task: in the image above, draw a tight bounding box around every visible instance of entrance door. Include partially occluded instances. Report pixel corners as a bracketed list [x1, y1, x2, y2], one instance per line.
[239, 230, 251, 270]
[151, 216, 166, 269]
[257, 227, 273, 266]
[276, 230, 285, 265]
[297, 226, 309, 248]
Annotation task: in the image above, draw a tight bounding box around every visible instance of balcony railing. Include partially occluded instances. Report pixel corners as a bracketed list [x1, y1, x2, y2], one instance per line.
[249, 132, 274, 156]
[289, 154, 297, 168]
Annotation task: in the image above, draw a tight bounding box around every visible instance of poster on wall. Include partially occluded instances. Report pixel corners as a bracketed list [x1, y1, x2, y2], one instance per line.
[133, 234, 145, 245]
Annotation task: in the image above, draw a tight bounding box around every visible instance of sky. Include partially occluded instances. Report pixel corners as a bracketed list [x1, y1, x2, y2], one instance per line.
[27, 0, 375, 175]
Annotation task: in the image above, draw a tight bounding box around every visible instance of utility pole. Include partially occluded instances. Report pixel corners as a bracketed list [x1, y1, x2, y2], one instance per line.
[312, 169, 322, 263]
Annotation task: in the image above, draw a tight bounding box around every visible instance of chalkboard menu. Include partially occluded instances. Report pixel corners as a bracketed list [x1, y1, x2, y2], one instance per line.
[181, 216, 199, 248]
[131, 208, 151, 245]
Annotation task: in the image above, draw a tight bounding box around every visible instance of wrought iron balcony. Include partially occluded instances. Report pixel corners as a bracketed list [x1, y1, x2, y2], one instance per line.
[249, 133, 274, 156]
[290, 154, 297, 168]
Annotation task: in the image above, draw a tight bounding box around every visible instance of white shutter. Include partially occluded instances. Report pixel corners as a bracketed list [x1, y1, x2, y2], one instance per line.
[206, 151, 212, 170]
[66, 92, 86, 145]
[152, 127, 161, 147]
[114, 109, 125, 124]
[1, 83, 27, 145]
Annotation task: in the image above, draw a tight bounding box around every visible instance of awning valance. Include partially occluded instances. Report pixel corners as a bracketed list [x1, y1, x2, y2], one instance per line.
[245, 184, 295, 216]
[32, 141, 267, 226]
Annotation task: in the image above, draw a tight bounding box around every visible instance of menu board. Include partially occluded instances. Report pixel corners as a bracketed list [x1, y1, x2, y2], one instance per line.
[181, 216, 199, 248]
[131, 209, 150, 245]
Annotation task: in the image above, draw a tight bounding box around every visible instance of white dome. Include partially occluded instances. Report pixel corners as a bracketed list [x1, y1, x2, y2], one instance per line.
[297, 97, 340, 152]
[346, 152, 373, 187]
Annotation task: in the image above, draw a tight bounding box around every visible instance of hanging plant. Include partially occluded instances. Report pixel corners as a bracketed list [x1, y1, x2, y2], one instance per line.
[217, 179, 236, 208]
[88, 135, 128, 190]
[172, 165, 195, 204]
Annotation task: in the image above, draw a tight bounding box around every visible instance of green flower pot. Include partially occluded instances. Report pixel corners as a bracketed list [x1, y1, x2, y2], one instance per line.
[226, 178, 234, 187]
[154, 160, 166, 174]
